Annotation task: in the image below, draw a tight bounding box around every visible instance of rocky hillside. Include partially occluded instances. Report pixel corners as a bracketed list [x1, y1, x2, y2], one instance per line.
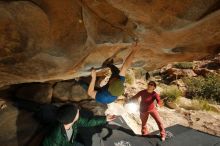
[121, 53, 220, 136]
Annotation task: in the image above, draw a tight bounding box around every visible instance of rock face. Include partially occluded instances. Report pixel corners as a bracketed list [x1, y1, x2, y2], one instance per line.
[0, 101, 40, 146]
[15, 83, 53, 103]
[0, 0, 220, 87]
[53, 80, 88, 102]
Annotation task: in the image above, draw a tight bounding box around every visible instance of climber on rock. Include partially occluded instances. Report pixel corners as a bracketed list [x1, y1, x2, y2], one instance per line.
[87, 41, 139, 104]
[128, 81, 166, 141]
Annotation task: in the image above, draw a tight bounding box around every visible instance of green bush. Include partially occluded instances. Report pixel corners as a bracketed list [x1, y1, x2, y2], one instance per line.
[184, 74, 220, 103]
[161, 86, 182, 102]
[191, 99, 219, 112]
[173, 62, 194, 69]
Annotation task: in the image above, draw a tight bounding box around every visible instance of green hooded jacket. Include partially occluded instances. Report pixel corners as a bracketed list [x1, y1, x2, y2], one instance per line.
[42, 116, 106, 146]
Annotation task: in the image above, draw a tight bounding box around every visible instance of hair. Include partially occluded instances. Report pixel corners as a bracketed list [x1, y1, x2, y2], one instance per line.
[56, 104, 79, 124]
[148, 81, 156, 88]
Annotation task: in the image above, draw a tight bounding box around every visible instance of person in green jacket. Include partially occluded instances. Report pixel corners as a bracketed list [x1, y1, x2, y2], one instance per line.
[42, 104, 116, 146]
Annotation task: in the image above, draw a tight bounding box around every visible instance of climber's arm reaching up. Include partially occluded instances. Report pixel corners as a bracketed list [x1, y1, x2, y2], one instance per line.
[88, 70, 97, 99]
[119, 42, 139, 76]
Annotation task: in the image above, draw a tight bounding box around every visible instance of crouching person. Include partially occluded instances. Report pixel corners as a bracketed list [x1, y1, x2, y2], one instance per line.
[42, 104, 115, 146]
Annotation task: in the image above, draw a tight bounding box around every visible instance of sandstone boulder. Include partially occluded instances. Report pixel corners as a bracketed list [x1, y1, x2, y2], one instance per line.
[0, 102, 40, 146]
[193, 68, 216, 76]
[0, 0, 219, 87]
[52, 80, 88, 102]
[162, 68, 197, 83]
[79, 100, 107, 116]
[171, 79, 187, 93]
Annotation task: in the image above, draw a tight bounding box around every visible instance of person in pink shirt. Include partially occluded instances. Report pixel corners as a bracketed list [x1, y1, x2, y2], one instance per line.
[129, 81, 166, 141]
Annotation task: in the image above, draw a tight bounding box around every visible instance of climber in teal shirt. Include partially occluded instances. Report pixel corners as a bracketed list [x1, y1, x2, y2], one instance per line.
[87, 42, 139, 104]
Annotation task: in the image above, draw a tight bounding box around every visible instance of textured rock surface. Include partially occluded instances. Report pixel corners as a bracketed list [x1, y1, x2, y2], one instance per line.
[15, 83, 53, 103]
[53, 80, 88, 102]
[0, 0, 220, 88]
[0, 101, 40, 146]
[79, 100, 107, 116]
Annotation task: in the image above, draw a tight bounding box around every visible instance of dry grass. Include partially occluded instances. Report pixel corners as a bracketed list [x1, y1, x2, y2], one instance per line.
[160, 85, 182, 102]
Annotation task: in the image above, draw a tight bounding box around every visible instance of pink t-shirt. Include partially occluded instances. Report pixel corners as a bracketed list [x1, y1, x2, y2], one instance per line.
[131, 90, 161, 112]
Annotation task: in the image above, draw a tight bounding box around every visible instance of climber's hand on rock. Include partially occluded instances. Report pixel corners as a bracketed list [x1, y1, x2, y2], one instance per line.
[132, 37, 138, 46]
[132, 41, 140, 52]
[132, 41, 138, 47]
